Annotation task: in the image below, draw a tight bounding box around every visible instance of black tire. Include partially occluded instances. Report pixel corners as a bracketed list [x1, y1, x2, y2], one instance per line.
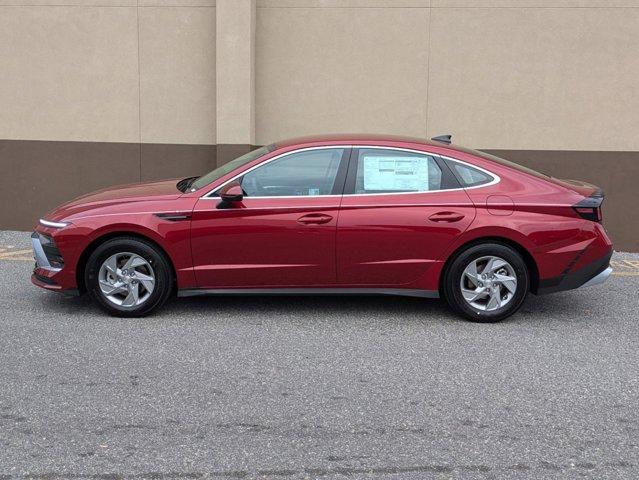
[84, 237, 173, 317]
[443, 242, 529, 323]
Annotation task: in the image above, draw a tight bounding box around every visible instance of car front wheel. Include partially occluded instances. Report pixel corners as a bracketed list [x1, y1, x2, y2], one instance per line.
[84, 237, 173, 317]
[443, 242, 529, 323]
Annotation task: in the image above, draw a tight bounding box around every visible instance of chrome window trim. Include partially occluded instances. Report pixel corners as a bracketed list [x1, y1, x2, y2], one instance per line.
[200, 145, 500, 200]
[211, 195, 344, 200]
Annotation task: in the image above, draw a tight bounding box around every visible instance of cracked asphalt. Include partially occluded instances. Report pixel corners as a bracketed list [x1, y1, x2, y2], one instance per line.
[0, 230, 638, 479]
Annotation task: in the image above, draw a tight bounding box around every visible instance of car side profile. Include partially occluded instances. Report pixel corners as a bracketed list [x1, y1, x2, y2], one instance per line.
[31, 134, 613, 322]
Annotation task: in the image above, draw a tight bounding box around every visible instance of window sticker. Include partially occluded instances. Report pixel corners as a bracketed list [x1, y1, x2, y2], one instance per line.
[362, 155, 429, 191]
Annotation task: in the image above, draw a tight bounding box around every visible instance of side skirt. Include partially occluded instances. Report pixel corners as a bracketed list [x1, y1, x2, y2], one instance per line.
[177, 288, 440, 299]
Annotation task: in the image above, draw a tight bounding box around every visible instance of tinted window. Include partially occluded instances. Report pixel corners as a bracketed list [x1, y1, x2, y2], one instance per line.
[354, 149, 442, 194]
[240, 148, 344, 197]
[451, 162, 493, 187]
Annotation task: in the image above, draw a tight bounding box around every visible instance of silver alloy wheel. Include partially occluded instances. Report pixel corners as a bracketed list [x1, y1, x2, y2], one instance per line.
[98, 252, 155, 308]
[460, 255, 517, 312]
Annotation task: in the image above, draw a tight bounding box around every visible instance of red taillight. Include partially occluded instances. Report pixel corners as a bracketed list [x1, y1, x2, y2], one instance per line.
[572, 191, 604, 222]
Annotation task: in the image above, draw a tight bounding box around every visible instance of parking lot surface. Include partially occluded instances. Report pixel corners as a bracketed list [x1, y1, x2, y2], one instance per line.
[0, 230, 638, 479]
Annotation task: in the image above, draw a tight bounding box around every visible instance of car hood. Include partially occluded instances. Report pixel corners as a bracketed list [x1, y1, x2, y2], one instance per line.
[44, 178, 184, 221]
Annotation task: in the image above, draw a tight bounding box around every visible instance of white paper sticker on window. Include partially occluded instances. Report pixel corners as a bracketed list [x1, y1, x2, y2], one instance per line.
[362, 155, 429, 191]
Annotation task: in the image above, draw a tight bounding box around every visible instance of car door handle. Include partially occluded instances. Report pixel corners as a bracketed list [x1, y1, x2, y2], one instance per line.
[297, 213, 333, 225]
[428, 211, 465, 223]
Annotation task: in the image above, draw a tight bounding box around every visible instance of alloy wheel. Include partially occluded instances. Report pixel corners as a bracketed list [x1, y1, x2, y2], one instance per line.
[98, 252, 155, 308]
[459, 255, 517, 312]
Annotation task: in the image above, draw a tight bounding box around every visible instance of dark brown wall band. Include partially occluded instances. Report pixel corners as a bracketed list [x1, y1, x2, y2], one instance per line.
[0, 139, 216, 233]
[1, 140, 636, 252]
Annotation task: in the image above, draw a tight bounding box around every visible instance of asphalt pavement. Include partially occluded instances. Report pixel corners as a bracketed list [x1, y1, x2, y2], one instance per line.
[0, 230, 637, 479]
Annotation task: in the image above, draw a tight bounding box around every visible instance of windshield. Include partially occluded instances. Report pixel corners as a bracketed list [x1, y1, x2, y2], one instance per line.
[190, 144, 276, 191]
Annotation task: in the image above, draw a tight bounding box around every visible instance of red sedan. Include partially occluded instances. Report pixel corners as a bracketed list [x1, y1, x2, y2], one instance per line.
[31, 134, 613, 322]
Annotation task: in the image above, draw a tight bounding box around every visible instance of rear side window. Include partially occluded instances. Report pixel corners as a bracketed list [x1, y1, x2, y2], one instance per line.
[449, 162, 494, 187]
[353, 149, 443, 194]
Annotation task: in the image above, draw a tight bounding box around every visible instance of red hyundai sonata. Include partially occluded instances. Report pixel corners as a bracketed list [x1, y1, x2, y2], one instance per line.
[31, 134, 613, 322]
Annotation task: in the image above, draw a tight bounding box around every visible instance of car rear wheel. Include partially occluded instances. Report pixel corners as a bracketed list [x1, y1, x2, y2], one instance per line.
[443, 243, 529, 323]
[84, 237, 172, 317]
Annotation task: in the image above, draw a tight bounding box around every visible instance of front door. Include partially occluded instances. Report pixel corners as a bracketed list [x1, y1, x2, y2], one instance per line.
[190, 147, 349, 288]
[336, 147, 476, 286]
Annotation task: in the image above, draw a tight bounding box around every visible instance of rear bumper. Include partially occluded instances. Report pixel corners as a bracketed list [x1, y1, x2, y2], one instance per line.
[536, 251, 612, 295]
[581, 266, 613, 288]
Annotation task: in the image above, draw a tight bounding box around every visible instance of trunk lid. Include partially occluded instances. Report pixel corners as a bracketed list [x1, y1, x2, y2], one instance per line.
[550, 177, 602, 198]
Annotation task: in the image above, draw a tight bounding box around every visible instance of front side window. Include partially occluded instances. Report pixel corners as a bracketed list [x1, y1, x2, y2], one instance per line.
[240, 148, 345, 197]
[354, 149, 442, 194]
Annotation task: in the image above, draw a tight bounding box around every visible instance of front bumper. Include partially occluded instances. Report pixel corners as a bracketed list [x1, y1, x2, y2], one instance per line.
[537, 251, 613, 295]
[30, 231, 79, 295]
[31, 232, 61, 272]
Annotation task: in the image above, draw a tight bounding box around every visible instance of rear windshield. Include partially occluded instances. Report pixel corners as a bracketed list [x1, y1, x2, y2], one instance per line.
[453, 146, 550, 180]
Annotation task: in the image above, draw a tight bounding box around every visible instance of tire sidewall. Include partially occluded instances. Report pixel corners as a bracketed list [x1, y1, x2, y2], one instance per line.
[85, 238, 172, 317]
[445, 243, 529, 323]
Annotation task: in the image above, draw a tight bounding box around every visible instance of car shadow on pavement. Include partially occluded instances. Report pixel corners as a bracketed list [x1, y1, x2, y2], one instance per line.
[32, 287, 600, 326]
[34, 290, 455, 322]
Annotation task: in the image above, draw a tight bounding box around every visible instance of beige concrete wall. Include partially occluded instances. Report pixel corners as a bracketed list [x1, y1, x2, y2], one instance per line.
[255, 2, 430, 145]
[0, 6, 140, 143]
[140, 6, 216, 145]
[216, 0, 255, 145]
[257, 0, 429, 6]
[3, 0, 639, 150]
[255, 0, 639, 151]
[432, 1, 639, 6]
[0, 1, 216, 145]
[428, 4, 639, 150]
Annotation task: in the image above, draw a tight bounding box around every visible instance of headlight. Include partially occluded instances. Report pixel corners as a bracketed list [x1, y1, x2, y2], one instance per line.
[39, 219, 70, 228]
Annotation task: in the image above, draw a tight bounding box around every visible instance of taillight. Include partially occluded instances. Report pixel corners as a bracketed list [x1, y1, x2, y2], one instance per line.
[572, 191, 604, 222]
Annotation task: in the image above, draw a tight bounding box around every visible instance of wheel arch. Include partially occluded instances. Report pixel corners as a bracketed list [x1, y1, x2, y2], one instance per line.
[75, 231, 177, 294]
[439, 236, 540, 295]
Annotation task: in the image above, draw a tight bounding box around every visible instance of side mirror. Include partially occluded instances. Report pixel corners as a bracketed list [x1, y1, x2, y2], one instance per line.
[219, 182, 244, 203]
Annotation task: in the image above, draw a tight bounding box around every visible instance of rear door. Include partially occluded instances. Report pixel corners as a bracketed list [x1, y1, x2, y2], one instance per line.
[336, 147, 476, 286]
[190, 147, 350, 288]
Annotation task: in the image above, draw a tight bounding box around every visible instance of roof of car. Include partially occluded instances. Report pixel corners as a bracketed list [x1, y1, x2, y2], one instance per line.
[274, 134, 455, 150]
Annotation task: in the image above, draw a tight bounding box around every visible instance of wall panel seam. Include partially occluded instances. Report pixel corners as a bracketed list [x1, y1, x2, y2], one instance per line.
[136, 0, 142, 181]
[430, 6, 639, 9]
[256, 6, 431, 9]
[0, 4, 216, 7]
[425, 6, 432, 138]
